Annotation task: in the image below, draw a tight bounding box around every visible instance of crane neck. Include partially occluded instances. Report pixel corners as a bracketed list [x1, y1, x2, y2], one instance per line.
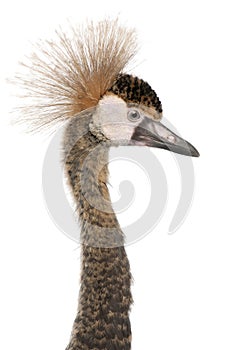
[64, 125, 133, 350]
[65, 130, 124, 248]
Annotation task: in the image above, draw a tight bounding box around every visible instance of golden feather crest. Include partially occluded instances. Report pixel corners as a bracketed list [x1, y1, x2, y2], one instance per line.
[13, 19, 137, 132]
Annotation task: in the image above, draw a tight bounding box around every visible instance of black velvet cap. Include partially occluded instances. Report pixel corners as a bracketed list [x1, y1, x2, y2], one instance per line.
[109, 74, 163, 114]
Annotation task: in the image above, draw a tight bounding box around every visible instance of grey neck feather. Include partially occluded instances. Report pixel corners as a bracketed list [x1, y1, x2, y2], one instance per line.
[63, 110, 133, 350]
[63, 109, 124, 248]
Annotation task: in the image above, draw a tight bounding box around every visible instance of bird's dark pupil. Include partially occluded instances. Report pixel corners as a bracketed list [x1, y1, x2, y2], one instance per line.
[128, 109, 140, 122]
[131, 112, 137, 118]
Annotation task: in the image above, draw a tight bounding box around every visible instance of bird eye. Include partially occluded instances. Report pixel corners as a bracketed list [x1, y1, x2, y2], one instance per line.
[127, 110, 141, 122]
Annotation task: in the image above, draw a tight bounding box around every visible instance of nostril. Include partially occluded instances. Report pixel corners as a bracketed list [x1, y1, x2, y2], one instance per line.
[167, 134, 176, 143]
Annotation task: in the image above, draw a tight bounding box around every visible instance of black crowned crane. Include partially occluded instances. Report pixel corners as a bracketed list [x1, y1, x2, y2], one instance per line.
[14, 19, 199, 350]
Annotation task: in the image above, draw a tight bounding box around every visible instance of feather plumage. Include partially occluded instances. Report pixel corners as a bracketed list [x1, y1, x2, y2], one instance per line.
[13, 19, 137, 132]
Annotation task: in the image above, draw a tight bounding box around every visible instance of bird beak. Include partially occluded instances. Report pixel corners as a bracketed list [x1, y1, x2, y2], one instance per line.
[130, 116, 199, 157]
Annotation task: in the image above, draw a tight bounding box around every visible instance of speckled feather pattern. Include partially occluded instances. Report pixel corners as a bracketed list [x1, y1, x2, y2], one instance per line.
[64, 113, 133, 349]
[109, 74, 163, 115]
[62, 72, 163, 347]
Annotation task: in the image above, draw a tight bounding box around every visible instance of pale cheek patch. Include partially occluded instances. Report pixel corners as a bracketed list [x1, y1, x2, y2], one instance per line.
[92, 95, 136, 142]
[102, 123, 135, 142]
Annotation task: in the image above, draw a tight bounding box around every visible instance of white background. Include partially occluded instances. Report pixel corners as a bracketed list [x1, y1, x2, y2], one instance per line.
[1, 1, 237, 349]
